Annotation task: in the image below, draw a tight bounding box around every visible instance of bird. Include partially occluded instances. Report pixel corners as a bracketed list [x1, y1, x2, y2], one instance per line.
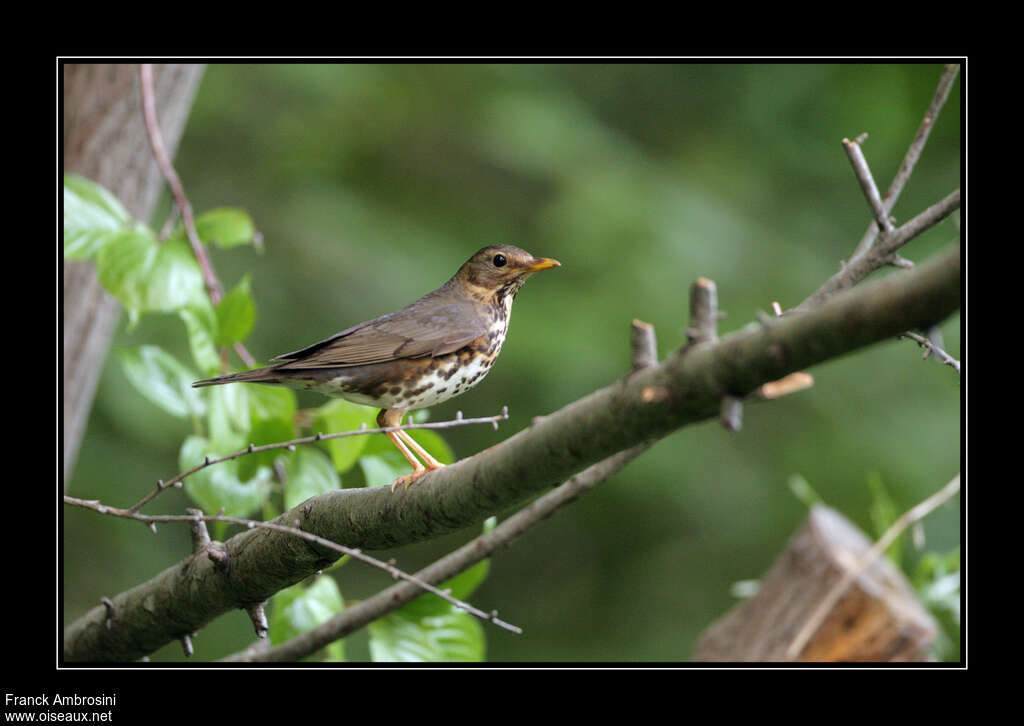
[193, 245, 560, 491]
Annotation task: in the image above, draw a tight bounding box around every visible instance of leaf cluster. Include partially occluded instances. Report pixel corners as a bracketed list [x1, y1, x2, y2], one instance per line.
[64, 175, 486, 661]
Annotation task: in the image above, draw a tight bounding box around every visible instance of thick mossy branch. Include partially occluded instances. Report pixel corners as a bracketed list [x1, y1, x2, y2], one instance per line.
[64, 244, 959, 662]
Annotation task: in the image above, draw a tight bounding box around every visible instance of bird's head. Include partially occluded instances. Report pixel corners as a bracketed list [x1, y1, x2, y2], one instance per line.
[454, 245, 560, 302]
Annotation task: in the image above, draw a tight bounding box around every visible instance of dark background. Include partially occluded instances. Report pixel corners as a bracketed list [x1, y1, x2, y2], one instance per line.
[64, 63, 961, 662]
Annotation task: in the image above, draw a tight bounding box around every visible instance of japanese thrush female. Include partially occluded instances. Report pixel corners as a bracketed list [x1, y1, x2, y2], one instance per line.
[193, 245, 560, 490]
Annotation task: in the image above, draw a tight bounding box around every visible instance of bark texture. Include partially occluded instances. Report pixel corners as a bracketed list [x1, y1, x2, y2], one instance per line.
[693, 505, 937, 662]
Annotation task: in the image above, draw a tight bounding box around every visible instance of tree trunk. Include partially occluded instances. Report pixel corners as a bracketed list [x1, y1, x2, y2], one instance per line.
[62, 63, 205, 487]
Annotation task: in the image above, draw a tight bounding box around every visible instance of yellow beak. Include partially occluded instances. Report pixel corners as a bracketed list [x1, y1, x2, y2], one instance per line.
[527, 257, 561, 272]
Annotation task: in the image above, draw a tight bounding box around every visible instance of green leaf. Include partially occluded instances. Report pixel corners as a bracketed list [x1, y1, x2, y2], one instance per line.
[206, 380, 296, 446]
[369, 610, 485, 662]
[788, 474, 823, 508]
[63, 174, 132, 225]
[179, 302, 221, 376]
[312, 399, 379, 474]
[730, 580, 761, 599]
[193, 207, 256, 249]
[237, 415, 295, 482]
[215, 274, 257, 345]
[283, 447, 341, 510]
[270, 576, 345, 662]
[867, 471, 902, 566]
[408, 409, 432, 424]
[912, 548, 961, 662]
[206, 384, 250, 447]
[95, 230, 158, 326]
[179, 435, 272, 517]
[95, 231, 206, 325]
[117, 346, 205, 419]
[247, 384, 297, 423]
[63, 174, 132, 260]
[200, 381, 296, 481]
[358, 453, 403, 488]
[406, 428, 455, 465]
[144, 237, 207, 312]
[400, 517, 495, 619]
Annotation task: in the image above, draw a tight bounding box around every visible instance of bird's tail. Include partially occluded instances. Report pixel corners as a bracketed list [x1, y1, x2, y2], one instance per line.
[192, 365, 283, 388]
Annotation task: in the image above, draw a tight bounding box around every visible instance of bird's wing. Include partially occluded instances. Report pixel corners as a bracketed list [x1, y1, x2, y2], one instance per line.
[271, 302, 486, 369]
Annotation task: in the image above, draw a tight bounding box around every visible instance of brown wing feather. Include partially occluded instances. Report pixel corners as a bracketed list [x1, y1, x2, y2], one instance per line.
[272, 298, 486, 369]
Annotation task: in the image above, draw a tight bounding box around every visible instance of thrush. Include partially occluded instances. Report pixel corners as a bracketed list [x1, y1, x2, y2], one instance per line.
[193, 245, 560, 491]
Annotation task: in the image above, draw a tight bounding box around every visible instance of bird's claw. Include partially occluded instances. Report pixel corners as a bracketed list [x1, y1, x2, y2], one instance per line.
[390, 469, 426, 493]
[389, 462, 446, 493]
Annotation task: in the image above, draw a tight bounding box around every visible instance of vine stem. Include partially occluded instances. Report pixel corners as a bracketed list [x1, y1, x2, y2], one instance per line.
[138, 63, 255, 367]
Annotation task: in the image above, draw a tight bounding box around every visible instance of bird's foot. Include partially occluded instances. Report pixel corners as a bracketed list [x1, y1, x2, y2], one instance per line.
[390, 462, 446, 492]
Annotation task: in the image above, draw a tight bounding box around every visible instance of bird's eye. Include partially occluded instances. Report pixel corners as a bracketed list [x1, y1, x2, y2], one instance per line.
[492, 254, 507, 267]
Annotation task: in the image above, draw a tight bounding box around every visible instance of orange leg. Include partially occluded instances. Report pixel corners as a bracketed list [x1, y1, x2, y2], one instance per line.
[377, 408, 446, 491]
[396, 429, 446, 469]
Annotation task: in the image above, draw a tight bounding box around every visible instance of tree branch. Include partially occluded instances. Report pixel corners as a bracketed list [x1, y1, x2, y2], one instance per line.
[851, 64, 960, 258]
[63, 500, 522, 637]
[231, 444, 653, 662]
[797, 63, 960, 312]
[796, 189, 959, 311]
[63, 244, 960, 662]
[899, 331, 961, 374]
[226, 319, 663, 661]
[843, 136, 896, 236]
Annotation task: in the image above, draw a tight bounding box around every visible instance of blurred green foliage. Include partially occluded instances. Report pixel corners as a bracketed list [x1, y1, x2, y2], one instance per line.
[65, 63, 961, 662]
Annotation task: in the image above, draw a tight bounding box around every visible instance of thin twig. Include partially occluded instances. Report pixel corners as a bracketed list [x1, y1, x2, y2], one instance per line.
[720, 396, 743, 431]
[158, 206, 179, 241]
[246, 602, 269, 640]
[843, 137, 895, 236]
[685, 277, 720, 347]
[630, 319, 658, 371]
[899, 331, 961, 374]
[139, 63, 255, 371]
[126, 408, 510, 514]
[187, 507, 211, 552]
[797, 63, 960, 313]
[100, 597, 115, 627]
[796, 188, 959, 311]
[785, 473, 961, 661]
[684, 278, 743, 431]
[64, 495, 522, 635]
[882, 66, 961, 211]
[139, 64, 222, 303]
[852, 64, 960, 258]
[232, 343, 257, 369]
[887, 189, 961, 249]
